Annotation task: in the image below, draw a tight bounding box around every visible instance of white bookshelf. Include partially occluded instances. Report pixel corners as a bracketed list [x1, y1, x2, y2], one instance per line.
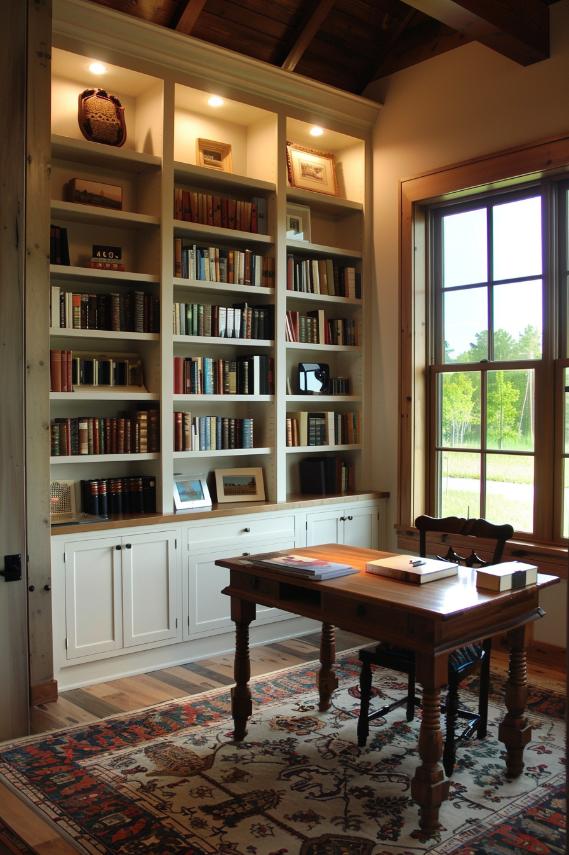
[48, 39, 371, 516]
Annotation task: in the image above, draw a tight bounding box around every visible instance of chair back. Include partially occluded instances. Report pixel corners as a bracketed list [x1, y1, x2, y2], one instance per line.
[414, 515, 514, 567]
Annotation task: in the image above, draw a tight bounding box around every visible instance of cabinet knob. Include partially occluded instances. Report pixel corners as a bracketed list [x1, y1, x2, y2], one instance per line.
[125, 543, 132, 549]
[28, 585, 35, 593]
[339, 516, 346, 522]
[347, 515, 353, 521]
[44, 583, 51, 592]
[242, 552, 250, 557]
[115, 545, 121, 551]
[242, 527, 251, 533]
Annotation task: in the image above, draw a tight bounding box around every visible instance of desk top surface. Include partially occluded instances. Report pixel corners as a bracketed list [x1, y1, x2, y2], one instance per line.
[218, 543, 560, 620]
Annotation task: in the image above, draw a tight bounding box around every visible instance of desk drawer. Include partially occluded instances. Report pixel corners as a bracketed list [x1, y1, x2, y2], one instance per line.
[188, 514, 295, 548]
[322, 593, 434, 646]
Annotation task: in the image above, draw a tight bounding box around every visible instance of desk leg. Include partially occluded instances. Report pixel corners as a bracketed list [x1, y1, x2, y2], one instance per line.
[411, 656, 449, 838]
[318, 622, 339, 712]
[231, 597, 256, 741]
[498, 625, 532, 778]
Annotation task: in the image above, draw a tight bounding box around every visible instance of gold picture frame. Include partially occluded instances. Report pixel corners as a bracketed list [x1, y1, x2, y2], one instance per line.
[196, 138, 232, 172]
[286, 142, 338, 196]
[214, 467, 265, 503]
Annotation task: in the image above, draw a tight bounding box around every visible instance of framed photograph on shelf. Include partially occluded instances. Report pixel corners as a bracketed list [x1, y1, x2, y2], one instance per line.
[173, 474, 212, 511]
[286, 142, 338, 196]
[196, 138, 232, 172]
[215, 467, 265, 503]
[286, 203, 311, 241]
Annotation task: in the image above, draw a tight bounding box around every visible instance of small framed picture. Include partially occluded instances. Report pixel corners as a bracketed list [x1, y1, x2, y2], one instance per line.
[286, 142, 338, 196]
[215, 467, 265, 503]
[286, 203, 311, 241]
[173, 474, 212, 511]
[196, 138, 232, 172]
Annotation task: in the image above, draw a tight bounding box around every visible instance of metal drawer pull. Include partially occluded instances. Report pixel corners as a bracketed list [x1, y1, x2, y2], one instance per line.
[242, 527, 251, 533]
[347, 515, 353, 521]
[125, 543, 132, 549]
[242, 552, 250, 557]
[339, 515, 346, 522]
[115, 545, 121, 551]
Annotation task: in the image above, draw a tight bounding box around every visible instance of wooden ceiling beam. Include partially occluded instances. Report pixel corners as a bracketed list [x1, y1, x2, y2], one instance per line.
[401, 1, 549, 65]
[176, 0, 207, 34]
[281, 0, 335, 73]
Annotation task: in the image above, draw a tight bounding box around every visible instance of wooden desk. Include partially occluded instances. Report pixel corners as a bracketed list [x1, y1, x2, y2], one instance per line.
[218, 543, 559, 837]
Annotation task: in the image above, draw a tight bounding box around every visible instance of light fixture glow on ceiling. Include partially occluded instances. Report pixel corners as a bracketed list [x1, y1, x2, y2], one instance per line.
[309, 126, 324, 137]
[89, 61, 107, 76]
[208, 95, 224, 108]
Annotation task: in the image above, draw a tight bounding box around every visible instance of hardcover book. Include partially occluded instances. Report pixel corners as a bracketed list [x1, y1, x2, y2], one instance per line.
[475, 561, 538, 592]
[365, 554, 458, 584]
[250, 552, 357, 580]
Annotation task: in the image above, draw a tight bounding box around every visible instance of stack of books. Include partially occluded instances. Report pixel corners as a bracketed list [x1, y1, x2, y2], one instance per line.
[250, 552, 357, 580]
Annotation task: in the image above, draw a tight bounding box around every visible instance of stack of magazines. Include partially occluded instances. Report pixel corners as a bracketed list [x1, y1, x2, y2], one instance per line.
[250, 552, 357, 580]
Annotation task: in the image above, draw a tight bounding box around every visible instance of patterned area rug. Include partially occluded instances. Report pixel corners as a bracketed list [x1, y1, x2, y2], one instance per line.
[0, 653, 565, 855]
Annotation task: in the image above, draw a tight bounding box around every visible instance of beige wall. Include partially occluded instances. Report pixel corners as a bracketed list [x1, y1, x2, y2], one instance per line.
[366, 2, 569, 644]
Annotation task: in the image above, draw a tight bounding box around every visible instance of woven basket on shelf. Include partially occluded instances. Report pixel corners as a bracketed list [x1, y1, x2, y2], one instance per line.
[78, 88, 126, 147]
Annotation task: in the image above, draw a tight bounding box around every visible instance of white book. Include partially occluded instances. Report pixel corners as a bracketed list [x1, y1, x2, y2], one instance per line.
[476, 561, 538, 592]
[50, 285, 60, 328]
[219, 306, 227, 338]
[366, 554, 458, 584]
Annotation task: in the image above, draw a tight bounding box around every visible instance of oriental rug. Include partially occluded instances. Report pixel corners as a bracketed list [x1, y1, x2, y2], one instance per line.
[0, 653, 565, 855]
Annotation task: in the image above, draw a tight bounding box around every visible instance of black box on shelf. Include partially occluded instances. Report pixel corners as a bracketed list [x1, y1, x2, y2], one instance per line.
[299, 456, 338, 495]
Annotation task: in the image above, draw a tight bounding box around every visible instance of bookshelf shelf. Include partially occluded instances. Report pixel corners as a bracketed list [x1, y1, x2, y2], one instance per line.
[173, 278, 274, 297]
[286, 188, 363, 215]
[50, 265, 160, 285]
[286, 444, 362, 454]
[51, 134, 162, 172]
[51, 200, 160, 229]
[173, 335, 273, 348]
[286, 239, 362, 260]
[174, 394, 273, 403]
[50, 453, 160, 464]
[50, 329, 160, 342]
[173, 447, 272, 459]
[285, 291, 361, 306]
[174, 219, 273, 245]
[286, 342, 360, 353]
[174, 162, 275, 194]
[286, 395, 362, 403]
[50, 391, 159, 401]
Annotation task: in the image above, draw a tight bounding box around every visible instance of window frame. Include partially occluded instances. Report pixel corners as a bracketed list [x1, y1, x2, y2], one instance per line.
[398, 134, 569, 576]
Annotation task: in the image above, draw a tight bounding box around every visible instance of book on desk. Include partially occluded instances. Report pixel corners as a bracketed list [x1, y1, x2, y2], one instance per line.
[249, 552, 357, 581]
[365, 554, 458, 584]
[475, 561, 538, 592]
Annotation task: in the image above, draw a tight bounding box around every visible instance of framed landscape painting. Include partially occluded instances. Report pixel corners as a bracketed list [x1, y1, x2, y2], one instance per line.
[286, 142, 338, 196]
[215, 467, 265, 503]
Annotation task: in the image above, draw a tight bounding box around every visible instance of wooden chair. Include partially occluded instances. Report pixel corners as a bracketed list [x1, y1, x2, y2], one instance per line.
[357, 515, 514, 776]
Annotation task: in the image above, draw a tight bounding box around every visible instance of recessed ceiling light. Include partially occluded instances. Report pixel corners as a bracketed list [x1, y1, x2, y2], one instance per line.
[208, 95, 224, 108]
[89, 61, 107, 76]
[309, 126, 324, 137]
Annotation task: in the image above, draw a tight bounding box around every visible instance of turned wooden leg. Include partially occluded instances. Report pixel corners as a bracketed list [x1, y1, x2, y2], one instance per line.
[443, 681, 458, 778]
[318, 622, 338, 711]
[357, 658, 372, 746]
[498, 626, 532, 778]
[411, 655, 449, 838]
[231, 597, 256, 741]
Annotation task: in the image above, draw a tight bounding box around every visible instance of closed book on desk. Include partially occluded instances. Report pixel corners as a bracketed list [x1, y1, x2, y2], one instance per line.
[366, 555, 458, 584]
[476, 561, 538, 592]
[251, 552, 356, 580]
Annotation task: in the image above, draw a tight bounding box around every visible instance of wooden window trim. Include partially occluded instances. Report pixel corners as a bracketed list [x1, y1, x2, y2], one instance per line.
[398, 134, 569, 577]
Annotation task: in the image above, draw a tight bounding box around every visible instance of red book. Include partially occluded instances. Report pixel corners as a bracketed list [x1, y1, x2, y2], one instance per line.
[174, 411, 183, 451]
[50, 349, 62, 392]
[173, 356, 184, 394]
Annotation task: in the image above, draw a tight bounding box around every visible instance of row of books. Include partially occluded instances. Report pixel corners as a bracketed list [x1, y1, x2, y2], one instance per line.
[80, 476, 156, 517]
[50, 350, 145, 391]
[173, 302, 273, 340]
[174, 240, 274, 286]
[285, 310, 360, 346]
[174, 414, 254, 452]
[299, 456, 355, 496]
[51, 411, 159, 456]
[173, 354, 274, 395]
[174, 189, 268, 234]
[50, 287, 160, 333]
[286, 255, 361, 298]
[287, 410, 360, 447]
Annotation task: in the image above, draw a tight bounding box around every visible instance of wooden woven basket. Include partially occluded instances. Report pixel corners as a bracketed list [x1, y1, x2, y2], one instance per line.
[78, 88, 127, 147]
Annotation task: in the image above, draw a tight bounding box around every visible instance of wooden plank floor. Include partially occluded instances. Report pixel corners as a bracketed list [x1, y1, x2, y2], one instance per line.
[0, 633, 565, 855]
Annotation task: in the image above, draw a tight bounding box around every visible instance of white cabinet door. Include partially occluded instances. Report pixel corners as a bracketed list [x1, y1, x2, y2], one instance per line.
[306, 509, 342, 547]
[187, 536, 295, 638]
[65, 537, 122, 659]
[343, 506, 378, 549]
[122, 531, 181, 648]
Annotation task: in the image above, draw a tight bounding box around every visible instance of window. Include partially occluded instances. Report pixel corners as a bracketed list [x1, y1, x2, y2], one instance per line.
[398, 136, 569, 559]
